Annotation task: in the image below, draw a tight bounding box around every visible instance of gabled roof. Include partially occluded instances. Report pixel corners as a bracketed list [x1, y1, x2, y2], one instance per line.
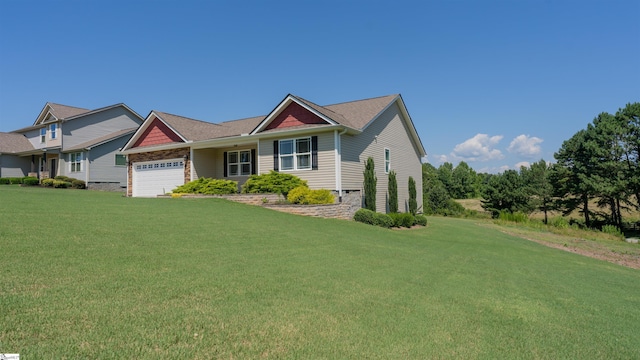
[122, 93, 425, 157]
[0, 132, 35, 154]
[34, 103, 90, 125]
[64, 128, 139, 152]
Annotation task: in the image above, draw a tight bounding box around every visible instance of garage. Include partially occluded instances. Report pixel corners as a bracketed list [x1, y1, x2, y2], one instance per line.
[132, 158, 185, 197]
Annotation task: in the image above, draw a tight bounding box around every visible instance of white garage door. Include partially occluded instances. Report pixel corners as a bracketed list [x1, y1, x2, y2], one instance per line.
[132, 158, 185, 197]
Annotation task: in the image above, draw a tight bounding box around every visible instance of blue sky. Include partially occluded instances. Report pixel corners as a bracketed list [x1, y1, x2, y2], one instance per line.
[1, 0, 638, 173]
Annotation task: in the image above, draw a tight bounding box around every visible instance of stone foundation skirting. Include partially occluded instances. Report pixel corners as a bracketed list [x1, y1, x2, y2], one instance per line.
[88, 182, 126, 191]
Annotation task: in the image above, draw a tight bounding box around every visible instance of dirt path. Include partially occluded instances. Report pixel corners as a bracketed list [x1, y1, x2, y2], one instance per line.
[497, 228, 640, 270]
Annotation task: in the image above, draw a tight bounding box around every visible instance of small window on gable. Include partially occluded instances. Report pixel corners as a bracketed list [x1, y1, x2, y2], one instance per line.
[115, 154, 126, 166]
[384, 148, 390, 173]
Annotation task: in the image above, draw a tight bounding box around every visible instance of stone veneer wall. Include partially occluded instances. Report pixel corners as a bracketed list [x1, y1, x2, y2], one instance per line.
[127, 147, 191, 196]
[88, 182, 126, 191]
[167, 191, 363, 220]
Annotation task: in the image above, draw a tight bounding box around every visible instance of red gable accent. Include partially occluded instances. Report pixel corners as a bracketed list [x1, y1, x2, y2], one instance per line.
[264, 102, 327, 131]
[132, 117, 183, 148]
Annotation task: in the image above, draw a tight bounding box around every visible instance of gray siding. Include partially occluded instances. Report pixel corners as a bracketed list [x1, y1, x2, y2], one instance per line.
[258, 131, 336, 190]
[192, 148, 217, 179]
[0, 155, 30, 177]
[341, 102, 423, 213]
[62, 107, 142, 150]
[86, 136, 131, 186]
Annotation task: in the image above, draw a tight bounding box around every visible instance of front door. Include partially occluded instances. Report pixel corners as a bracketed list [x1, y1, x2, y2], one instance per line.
[49, 158, 57, 177]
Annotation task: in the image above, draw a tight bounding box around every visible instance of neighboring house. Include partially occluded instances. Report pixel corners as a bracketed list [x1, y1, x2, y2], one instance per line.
[0, 102, 144, 190]
[121, 94, 426, 212]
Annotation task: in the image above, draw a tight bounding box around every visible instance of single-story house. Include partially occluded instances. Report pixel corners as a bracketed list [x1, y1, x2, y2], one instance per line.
[121, 94, 426, 212]
[0, 102, 144, 190]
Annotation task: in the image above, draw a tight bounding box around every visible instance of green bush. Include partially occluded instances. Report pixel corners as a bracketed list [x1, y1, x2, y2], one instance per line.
[22, 177, 39, 186]
[415, 214, 428, 226]
[8, 177, 24, 184]
[71, 179, 86, 189]
[54, 175, 72, 182]
[354, 208, 393, 228]
[498, 211, 529, 223]
[550, 216, 569, 229]
[601, 224, 624, 239]
[172, 178, 238, 195]
[53, 180, 71, 188]
[0, 178, 10, 185]
[287, 186, 335, 205]
[41, 178, 55, 187]
[242, 171, 307, 197]
[388, 212, 415, 228]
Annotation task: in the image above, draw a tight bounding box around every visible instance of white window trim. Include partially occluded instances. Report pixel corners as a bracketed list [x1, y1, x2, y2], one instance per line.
[384, 148, 391, 174]
[279, 137, 312, 171]
[49, 124, 57, 140]
[227, 150, 252, 177]
[69, 152, 83, 172]
[40, 128, 46, 143]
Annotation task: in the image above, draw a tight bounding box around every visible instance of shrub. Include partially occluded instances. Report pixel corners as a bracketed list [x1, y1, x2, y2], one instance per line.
[71, 179, 86, 189]
[388, 212, 415, 228]
[354, 208, 393, 228]
[408, 176, 417, 215]
[287, 186, 335, 205]
[0, 178, 10, 185]
[41, 178, 55, 187]
[54, 175, 71, 182]
[601, 224, 624, 239]
[363, 157, 377, 212]
[8, 177, 23, 184]
[498, 210, 529, 223]
[388, 171, 398, 213]
[173, 178, 238, 195]
[242, 171, 307, 197]
[550, 216, 569, 229]
[22, 177, 39, 186]
[415, 214, 428, 226]
[53, 180, 71, 188]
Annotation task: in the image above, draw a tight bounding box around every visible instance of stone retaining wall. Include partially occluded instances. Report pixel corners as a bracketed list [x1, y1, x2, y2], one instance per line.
[167, 191, 362, 220]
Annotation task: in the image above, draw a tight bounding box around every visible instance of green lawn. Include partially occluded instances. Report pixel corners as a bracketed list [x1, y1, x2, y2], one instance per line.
[1, 186, 639, 359]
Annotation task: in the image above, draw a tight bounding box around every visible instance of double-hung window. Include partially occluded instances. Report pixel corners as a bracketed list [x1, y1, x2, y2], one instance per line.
[279, 137, 311, 171]
[384, 148, 391, 173]
[70, 152, 83, 172]
[40, 128, 46, 143]
[50, 124, 57, 139]
[227, 150, 252, 176]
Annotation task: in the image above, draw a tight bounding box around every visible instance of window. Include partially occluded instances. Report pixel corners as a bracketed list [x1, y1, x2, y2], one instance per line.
[279, 137, 311, 171]
[70, 152, 83, 172]
[227, 150, 252, 176]
[384, 148, 391, 173]
[50, 124, 57, 139]
[40, 128, 46, 143]
[115, 154, 126, 166]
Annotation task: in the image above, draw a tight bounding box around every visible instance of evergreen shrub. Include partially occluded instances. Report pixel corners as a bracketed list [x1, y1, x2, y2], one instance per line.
[242, 171, 307, 197]
[41, 178, 55, 187]
[287, 186, 335, 205]
[0, 178, 10, 184]
[22, 177, 39, 186]
[414, 214, 428, 226]
[71, 179, 86, 189]
[388, 212, 415, 228]
[354, 208, 393, 228]
[172, 178, 238, 195]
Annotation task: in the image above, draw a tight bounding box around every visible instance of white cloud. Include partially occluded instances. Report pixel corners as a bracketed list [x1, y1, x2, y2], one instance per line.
[514, 161, 531, 169]
[507, 135, 543, 158]
[451, 134, 504, 162]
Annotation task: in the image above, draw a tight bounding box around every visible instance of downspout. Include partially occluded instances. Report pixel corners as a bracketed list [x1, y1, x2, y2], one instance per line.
[85, 149, 90, 185]
[335, 128, 348, 201]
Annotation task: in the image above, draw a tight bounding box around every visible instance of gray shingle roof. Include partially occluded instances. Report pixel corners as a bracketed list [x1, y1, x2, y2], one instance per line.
[151, 94, 398, 142]
[0, 132, 35, 153]
[47, 103, 90, 120]
[64, 128, 138, 152]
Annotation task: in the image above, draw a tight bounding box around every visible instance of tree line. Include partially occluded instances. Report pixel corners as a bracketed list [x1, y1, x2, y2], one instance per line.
[423, 102, 640, 230]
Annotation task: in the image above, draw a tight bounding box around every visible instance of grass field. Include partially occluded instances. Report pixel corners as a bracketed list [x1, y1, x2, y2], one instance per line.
[1, 186, 639, 359]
